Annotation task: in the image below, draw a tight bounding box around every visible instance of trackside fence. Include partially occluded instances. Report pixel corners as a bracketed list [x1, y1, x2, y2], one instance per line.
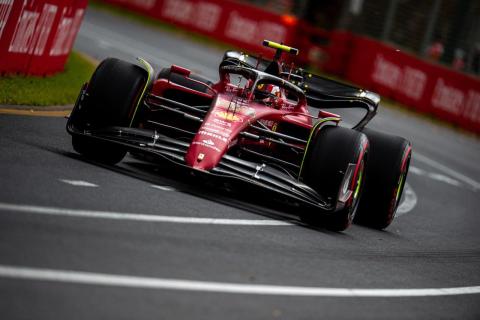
[87, 1, 480, 133]
[0, 0, 88, 76]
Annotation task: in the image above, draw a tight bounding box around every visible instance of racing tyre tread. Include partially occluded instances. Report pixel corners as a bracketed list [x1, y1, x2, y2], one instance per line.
[301, 126, 368, 231]
[71, 57, 147, 164]
[354, 128, 412, 229]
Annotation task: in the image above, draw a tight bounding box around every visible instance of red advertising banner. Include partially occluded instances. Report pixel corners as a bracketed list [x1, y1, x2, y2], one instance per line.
[346, 36, 480, 133]
[101, 0, 297, 56]
[0, 0, 87, 75]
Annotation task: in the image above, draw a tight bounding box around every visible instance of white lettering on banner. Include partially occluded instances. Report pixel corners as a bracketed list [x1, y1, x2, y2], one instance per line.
[431, 78, 464, 115]
[463, 90, 480, 124]
[225, 11, 286, 44]
[225, 11, 257, 43]
[0, 0, 13, 40]
[61, 9, 84, 56]
[372, 54, 402, 90]
[32, 4, 57, 56]
[194, 2, 221, 32]
[162, 0, 194, 24]
[122, 0, 156, 10]
[50, 7, 75, 56]
[399, 66, 427, 100]
[259, 21, 286, 43]
[372, 54, 427, 101]
[8, 10, 39, 53]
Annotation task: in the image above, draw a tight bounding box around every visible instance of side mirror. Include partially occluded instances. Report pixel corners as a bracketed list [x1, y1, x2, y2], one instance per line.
[170, 65, 191, 77]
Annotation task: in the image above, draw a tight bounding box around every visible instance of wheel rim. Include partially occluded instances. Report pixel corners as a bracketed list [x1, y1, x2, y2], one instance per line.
[349, 158, 365, 220]
[389, 147, 411, 220]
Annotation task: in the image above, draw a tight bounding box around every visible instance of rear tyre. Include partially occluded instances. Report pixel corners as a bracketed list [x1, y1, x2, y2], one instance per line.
[70, 58, 147, 164]
[301, 126, 369, 231]
[354, 128, 412, 229]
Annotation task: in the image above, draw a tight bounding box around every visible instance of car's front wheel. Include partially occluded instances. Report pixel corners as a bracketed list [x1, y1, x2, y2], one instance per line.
[301, 126, 369, 231]
[70, 58, 148, 164]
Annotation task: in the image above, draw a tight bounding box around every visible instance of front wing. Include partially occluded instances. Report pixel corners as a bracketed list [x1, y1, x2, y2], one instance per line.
[66, 122, 334, 212]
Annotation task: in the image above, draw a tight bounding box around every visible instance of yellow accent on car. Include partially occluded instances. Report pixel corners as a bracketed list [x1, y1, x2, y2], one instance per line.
[299, 117, 341, 177]
[262, 40, 299, 55]
[129, 57, 153, 127]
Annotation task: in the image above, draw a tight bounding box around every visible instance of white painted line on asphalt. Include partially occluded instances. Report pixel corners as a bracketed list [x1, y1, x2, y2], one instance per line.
[0, 264, 478, 297]
[151, 185, 175, 191]
[427, 173, 461, 187]
[59, 179, 98, 187]
[396, 183, 417, 216]
[409, 166, 426, 175]
[414, 152, 480, 191]
[410, 166, 462, 188]
[0, 203, 292, 226]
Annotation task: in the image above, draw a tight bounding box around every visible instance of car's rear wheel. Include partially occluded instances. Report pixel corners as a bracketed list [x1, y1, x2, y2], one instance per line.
[70, 58, 148, 164]
[301, 126, 369, 231]
[354, 128, 412, 229]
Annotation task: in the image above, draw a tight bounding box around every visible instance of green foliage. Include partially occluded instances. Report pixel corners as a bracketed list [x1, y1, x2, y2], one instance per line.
[0, 52, 96, 106]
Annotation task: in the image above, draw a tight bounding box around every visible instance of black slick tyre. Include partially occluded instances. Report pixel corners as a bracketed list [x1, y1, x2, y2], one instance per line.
[70, 58, 147, 164]
[301, 126, 369, 231]
[354, 128, 412, 229]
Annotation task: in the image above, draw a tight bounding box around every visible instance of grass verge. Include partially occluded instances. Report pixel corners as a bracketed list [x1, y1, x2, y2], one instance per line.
[0, 51, 96, 106]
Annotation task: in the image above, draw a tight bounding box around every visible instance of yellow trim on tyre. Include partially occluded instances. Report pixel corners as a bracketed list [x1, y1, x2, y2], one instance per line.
[299, 117, 341, 177]
[129, 57, 154, 127]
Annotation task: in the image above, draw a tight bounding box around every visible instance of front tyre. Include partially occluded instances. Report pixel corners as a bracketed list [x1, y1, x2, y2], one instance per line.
[354, 128, 412, 229]
[301, 126, 369, 231]
[69, 58, 148, 164]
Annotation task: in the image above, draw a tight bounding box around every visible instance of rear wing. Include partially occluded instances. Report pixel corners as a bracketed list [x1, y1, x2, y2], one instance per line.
[302, 73, 380, 129]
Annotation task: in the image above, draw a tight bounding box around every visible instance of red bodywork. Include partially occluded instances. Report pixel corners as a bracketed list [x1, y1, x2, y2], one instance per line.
[150, 65, 340, 171]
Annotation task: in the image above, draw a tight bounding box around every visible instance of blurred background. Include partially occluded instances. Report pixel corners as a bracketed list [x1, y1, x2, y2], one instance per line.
[244, 0, 480, 76]
[1, 0, 479, 133]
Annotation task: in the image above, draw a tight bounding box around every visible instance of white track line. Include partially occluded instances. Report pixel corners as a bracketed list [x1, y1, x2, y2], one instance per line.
[0, 264, 478, 297]
[151, 185, 176, 191]
[0, 203, 292, 226]
[59, 179, 98, 187]
[414, 152, 480, 191]
[396, 183, 417, 216]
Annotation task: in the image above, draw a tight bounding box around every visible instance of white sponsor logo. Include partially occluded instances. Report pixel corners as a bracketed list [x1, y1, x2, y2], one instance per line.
[372, 54, 402, 90]
[33, 4, 57, 56]
[431, 78, 464, 115]
[194, 2, 221, 32]
[213, 118, 232, 128]
[398, 66, 427, 100]
[192, 141, 220, 152]
[202, 139, 215, 146]
[0, 0, 13, 40]
[199, 130, 228, 143]
[463, 90, 480, 124]
[162, 0, 221, 31]
[122, 0, 156, 10]
[371, 54, 427, 101]
[8, 10, 39, 53]
[225, 11, 286, 44]
[162, 0, 193, 23]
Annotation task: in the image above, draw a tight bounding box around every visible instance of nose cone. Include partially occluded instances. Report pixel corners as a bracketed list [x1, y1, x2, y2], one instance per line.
[185, 94, 259, 170]
[185, 133, 228, 170]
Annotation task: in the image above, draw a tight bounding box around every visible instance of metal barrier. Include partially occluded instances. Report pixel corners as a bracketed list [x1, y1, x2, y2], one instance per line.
[0, 0, 87, 75]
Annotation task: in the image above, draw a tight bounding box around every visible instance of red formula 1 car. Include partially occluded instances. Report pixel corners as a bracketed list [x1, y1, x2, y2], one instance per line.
[67, 40, 412, 231]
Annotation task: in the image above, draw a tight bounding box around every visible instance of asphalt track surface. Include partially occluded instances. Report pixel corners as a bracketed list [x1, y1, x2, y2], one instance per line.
[1, 7, 480, 320]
